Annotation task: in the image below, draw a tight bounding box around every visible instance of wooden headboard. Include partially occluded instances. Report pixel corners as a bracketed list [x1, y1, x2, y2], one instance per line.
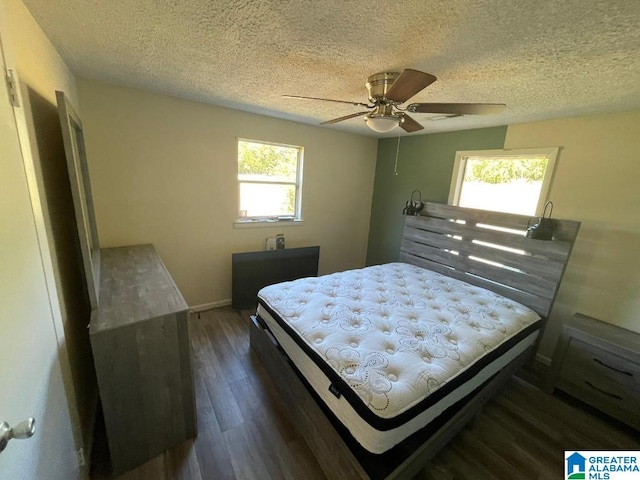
[399, 203, 580, 318]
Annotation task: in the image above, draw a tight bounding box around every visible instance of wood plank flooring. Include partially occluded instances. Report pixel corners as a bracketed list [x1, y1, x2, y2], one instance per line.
[91, 307, 639, 480]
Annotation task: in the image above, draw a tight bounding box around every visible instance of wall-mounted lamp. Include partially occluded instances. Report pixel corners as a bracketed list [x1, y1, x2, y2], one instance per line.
[403, 190, 424, 215]
[525, 201, 555, 240]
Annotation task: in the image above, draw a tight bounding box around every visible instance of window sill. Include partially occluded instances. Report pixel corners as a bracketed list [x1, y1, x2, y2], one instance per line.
[233, 219, 305, 229]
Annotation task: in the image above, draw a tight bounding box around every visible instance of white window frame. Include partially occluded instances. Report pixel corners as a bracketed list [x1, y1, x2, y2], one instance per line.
[236, 138, 304, 226]
[448, 147, 559, 216]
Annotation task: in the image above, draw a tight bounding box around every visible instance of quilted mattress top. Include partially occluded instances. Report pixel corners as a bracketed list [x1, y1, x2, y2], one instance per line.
[258, 263, 540, 421]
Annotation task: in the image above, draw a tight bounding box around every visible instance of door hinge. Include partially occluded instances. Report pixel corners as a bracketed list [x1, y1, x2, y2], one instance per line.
[5, 69, 20, 108]
[77, 447, 86, 467]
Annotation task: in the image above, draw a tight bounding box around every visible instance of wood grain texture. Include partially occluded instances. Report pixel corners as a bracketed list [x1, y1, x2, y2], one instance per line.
[421, 203, 581, 243]
[90, 245, 195, 475]
[92, 245, 188, 332]
[547, 313, 640, 429]
[90, 308, 639, 480]
[401, 203, 581, 318]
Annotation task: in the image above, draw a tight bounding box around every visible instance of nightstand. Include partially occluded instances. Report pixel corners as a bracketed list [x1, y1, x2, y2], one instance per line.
[546, 313, 640, 430]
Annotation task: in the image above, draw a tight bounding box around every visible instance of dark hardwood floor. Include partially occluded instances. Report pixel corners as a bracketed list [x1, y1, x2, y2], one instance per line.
[91, 307, 639, 480]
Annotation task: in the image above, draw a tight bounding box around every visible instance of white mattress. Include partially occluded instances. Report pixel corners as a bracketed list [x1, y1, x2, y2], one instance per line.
[257, 262, 541, 454]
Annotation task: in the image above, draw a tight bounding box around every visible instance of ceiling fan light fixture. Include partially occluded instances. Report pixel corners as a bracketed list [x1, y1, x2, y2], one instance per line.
[364, 114, 400, 133]
[284, 69, 504, 132]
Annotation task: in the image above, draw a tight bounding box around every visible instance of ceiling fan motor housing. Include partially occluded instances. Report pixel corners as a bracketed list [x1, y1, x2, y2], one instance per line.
[366, 72, 400, 103]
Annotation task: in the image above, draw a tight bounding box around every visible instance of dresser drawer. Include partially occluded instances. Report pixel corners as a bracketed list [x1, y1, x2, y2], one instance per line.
[560, 338, 640, 394]
[555, 374, 640, 429]
[558, 358, 639, 416]
[548, 313, 640, 431]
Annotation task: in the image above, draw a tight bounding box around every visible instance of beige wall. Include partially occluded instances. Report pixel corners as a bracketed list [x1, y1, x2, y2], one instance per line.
[504, 110, 640, 359]
[4, 0, 78, 106]
[78, 79, 378, 307]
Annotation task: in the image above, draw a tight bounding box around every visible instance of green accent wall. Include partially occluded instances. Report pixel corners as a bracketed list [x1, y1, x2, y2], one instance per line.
[365, 126, 508, 265]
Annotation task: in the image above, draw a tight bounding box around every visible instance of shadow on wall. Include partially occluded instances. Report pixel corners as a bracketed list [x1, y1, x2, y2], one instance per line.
[26, 86, 97, 453]
[540, 222, 640, 357]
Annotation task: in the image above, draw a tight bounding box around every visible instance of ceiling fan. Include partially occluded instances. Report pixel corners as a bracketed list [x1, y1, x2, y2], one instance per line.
[284, 69, 505, 133]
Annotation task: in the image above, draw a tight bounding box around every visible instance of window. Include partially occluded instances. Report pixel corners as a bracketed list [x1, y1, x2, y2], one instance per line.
[449, 147, 558, 216]
[237, 139, 303, 221]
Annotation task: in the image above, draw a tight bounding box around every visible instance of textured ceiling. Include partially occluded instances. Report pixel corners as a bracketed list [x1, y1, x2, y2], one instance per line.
[22, 0, 640, 137]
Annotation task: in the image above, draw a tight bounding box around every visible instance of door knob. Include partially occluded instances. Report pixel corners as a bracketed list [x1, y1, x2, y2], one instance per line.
[0, 418, 36, 453]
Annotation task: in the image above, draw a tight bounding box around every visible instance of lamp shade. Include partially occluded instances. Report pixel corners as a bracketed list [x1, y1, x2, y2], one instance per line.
[365, 114, 399, 133]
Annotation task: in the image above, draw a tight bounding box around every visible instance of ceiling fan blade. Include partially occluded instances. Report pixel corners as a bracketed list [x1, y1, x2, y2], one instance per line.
[384, 69, 437, 103]
[407, 103, 506, 115]
[321, 111, 369, 125]
[399, 114, 423, 132]
[283, 95, 371, 108]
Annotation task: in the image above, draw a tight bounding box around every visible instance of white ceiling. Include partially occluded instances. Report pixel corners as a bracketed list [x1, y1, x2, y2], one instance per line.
[22, 0, 640, 137]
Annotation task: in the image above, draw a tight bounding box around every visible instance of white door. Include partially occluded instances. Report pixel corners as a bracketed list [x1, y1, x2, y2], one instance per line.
[0, 31, 79, 479]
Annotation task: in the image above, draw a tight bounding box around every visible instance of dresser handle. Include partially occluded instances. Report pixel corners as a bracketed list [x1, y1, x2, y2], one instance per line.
[584, 381, 623, 400]
[593, 358, 633, 377]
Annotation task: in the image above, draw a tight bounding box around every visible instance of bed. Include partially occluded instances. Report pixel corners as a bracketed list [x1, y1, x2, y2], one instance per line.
[250, 202, 580, 479]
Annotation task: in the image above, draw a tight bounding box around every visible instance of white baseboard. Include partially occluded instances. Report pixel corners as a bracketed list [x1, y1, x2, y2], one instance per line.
[535, 353, 552, 367]
[190, 299, 232, 313]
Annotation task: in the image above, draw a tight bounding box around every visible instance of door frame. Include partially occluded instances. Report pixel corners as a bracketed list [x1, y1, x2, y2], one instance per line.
[0, 8, 88, 476]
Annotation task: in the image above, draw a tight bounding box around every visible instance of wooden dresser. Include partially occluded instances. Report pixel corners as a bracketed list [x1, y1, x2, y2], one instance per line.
[90, 244, 196, 475]
[546, 313, 640, 430]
